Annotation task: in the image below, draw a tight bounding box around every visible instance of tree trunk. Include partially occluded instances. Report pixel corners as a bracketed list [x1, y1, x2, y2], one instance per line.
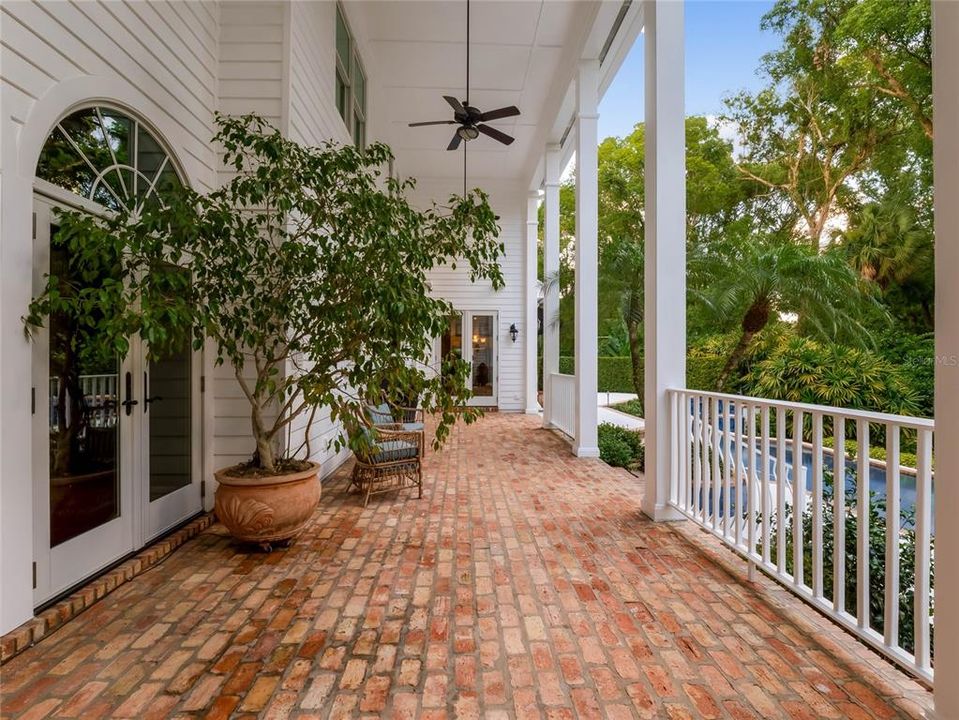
[716, 329, 755, 392]
[255, 435, 275, 472]
[716, 299, 771, 391]
[626, 286, 644, 416]
[251, 404, 275, 472]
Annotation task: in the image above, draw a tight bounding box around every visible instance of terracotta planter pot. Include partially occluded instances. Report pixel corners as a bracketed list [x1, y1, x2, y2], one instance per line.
[214, 462, 320, 547]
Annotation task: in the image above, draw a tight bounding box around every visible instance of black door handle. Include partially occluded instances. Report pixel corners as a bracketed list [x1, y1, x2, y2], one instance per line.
[143, 372, 161, 411]
[122, 371, 138, 416]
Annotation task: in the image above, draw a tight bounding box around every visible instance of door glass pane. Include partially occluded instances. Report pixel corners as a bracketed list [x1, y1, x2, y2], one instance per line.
[470, 315, 494, 397]
[149, 337, 192, 501]
[441, 314, 462, 361]
[48, 226, 119, 546]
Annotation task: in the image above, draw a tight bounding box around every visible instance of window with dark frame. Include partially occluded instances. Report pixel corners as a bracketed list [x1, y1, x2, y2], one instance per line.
[335, 4, 367, 148]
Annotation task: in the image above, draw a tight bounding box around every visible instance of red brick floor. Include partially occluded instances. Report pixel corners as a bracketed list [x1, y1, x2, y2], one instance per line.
[0, 414, 934, 719]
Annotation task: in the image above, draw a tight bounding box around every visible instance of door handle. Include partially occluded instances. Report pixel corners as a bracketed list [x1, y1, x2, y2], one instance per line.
[122, 371, 138, 416]
[143, 372, 162, 411]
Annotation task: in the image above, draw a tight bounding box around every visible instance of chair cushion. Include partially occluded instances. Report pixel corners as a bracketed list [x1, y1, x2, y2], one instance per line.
[366, 402, 393, 426]
[401, 422, 424, 433]
[371, 439, 419, 464]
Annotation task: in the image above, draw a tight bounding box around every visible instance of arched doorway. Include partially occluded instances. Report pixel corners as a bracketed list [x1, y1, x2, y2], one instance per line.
[31, 105, 202, 605]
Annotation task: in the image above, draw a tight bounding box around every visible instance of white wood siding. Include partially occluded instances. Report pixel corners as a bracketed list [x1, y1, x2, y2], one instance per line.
[211, 2, 288, 471]
[281, 1, 354, 473]
[1, 0, 219, 187]
[288, 0, 351, 147]
[412, 179, 528, 412]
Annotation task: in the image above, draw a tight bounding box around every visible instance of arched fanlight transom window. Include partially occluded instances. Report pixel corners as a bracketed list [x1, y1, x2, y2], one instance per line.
[36, 106, 183, 213]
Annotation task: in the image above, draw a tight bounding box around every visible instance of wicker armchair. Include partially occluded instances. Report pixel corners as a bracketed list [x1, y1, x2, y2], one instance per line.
[349, 403, 426, 506]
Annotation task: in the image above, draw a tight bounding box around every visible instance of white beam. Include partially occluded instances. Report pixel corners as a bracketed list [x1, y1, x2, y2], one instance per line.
[642, 0, 686, 520]
[525, 191, 540, 414]
[574, 59, 600, 458]
[932, 1, 959, 716]
[542, 145, 561, 428]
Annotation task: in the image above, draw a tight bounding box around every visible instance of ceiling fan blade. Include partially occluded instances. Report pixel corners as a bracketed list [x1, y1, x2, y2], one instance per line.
[447, 132, 463, 151]
[477, 124, 514, 146]
[408, 120, 457, 127]
[478, 105, 520, 122]
[444, 96, 466, 114]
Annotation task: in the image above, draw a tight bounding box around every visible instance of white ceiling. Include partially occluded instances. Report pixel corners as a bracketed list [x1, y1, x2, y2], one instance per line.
[354, 1, 592, 186]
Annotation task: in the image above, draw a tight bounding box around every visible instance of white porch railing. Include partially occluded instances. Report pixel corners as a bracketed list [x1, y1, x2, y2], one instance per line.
[549, 373, 576, 438]
[667, 388, 935, 683]
[50, 373, 119, 429]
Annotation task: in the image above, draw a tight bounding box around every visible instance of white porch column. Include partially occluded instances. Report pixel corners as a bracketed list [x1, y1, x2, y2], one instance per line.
[525, 191, 540, 414]
[932, 2, 959, 716]
[574, 59, 600, 457]
[542, 144, 561, 428]
[642, 0, 686, 520]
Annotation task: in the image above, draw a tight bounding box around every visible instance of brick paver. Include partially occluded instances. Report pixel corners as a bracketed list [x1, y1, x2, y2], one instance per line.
[0, 414, 934, 718]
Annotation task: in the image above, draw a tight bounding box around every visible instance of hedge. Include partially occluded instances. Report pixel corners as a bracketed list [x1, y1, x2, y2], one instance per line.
[552, 356, 635, 393]
[537, 347, 728, 396]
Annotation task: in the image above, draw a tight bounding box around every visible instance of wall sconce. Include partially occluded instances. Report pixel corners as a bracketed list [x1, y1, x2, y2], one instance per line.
[509, 323, 519, 342]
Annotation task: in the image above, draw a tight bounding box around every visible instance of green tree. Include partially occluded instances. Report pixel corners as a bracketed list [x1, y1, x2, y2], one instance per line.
[841, 197, 932, 286]
[789, 0, 932, 141]
[586, 118, 746, 403]
[27, 114, 504, 472]
[693, 240, 879, 389]
[724, 0, 927, 248]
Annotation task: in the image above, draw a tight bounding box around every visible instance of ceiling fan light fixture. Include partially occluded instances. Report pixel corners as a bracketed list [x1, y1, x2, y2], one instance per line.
[457, 125, 480, 141]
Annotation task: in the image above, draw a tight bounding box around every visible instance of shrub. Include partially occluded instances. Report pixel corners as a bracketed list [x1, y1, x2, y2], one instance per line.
[877, 331, 934, 418]
[743, 336, 922, 416]
[610, 399, 643, 418]
[598, 423, 644, 470]
[687, 335, 737, 391]
[769, 473, 933, 656]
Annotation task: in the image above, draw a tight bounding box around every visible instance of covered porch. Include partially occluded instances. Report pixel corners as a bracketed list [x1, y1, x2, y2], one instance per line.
[0, 414, 933, 719]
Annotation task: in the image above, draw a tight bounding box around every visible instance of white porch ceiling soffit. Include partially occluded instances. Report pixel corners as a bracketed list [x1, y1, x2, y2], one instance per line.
[357, 0, 631, 188]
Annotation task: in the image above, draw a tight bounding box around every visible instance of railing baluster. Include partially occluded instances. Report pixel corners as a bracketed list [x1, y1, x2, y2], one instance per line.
[711, 396, 721, 532]
[693, 395, 703, 520]
[723, 398, 732, 540]
[833, 416, 846, 616]
[776, 406, 787, 575]
[856, 419, 871, 631]
[792, 410, 804, 588]
[884, 423, 900, 650]
[682, 392, 692, 512]
[746, 403, 757, 556]
[914, 428, 932, 673]
[670, 391, 679, 506]
[811, 412, 824, 600]
[662, 389, 933, 681]
[700, 396, 711, 524]
[760, 405, 771, 566]
[734, 401, 744, 545]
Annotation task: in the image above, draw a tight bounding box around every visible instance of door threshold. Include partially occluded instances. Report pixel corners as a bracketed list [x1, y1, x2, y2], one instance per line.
[3, 512, 213, 665]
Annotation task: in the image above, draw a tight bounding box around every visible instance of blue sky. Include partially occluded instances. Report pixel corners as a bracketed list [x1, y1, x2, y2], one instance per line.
[598, 0, 780, 141]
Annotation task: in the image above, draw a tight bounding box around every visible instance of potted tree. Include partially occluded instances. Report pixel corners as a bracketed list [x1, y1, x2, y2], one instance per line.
[26, 113, 504, 546]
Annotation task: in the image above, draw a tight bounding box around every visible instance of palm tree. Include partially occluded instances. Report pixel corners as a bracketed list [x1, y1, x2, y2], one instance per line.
[842, 200, 933, 291]
[599, 238, 644, 406]
[693, 240, 881, 390]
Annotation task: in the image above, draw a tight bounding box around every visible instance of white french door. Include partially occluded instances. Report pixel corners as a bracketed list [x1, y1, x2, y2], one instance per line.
[438, 311, 498, 407]
[31, 195, 202, 605]
[139, 323, 203, 542]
